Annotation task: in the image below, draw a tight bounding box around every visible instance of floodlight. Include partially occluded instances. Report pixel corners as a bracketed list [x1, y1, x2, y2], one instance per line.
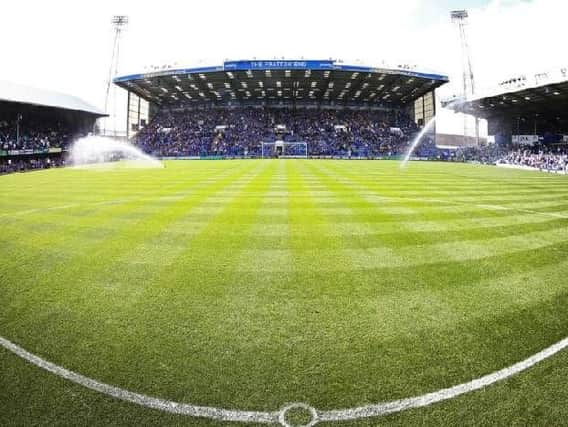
[451, 10, 468, 21]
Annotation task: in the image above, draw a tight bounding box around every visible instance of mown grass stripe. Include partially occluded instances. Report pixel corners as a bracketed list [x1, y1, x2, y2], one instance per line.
[1, 160, 568, 424]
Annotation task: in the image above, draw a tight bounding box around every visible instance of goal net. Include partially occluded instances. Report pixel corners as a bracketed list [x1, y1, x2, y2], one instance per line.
[261, 141, 308, 159]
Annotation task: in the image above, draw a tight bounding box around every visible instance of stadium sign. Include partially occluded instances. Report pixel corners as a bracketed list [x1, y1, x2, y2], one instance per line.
[224, 60, 334, 70]
[512, 135, 539, 145]
[7, 149, 35, 155]
[0, 148, 61, 157]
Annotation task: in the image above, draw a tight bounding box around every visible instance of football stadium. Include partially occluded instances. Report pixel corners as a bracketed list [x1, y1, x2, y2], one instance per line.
[2, 6, 568, 427]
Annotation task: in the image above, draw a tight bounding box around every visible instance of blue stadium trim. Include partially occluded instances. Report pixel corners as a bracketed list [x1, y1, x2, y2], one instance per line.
[114, 60, 448, 83]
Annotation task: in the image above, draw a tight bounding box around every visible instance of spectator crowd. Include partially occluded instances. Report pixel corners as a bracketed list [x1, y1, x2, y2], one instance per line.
[452, 144, 568, 174]
[0, 116, 85, 175]
[0, 117, 79, 152]
[497, 147, 568, 173]
[0, 157, 65, 174]
[454, 144, 508, 164]
[1, 106, 566, 176]
[134, 107, 427, 158]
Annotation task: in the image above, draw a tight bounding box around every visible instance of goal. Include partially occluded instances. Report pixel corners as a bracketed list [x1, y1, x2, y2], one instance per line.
[261, 141, 308, 159]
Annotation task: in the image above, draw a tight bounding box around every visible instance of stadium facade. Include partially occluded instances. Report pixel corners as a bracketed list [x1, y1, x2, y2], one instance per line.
[114, 59, 449, 139]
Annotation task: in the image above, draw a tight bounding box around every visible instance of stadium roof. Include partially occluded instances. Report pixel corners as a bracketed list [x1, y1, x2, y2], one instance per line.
[114, 59, 449, 107]
[0, 80, 106, 117]
[445, 68, 568, 119]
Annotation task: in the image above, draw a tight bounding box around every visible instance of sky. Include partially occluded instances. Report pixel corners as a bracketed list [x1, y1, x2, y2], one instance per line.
[1, 0, 566, 135]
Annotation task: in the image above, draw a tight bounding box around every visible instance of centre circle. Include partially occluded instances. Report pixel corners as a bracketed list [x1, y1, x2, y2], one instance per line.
[278, 403, 319, 427]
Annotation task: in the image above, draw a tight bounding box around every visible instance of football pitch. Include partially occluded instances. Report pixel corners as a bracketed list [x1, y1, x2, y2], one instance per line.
[1, 159, 568, 426]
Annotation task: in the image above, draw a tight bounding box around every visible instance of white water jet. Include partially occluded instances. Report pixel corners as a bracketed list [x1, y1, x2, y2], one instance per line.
[400, 97, 468, 169]
[400, 116, 437, 169]
[70, 136, 163, 168]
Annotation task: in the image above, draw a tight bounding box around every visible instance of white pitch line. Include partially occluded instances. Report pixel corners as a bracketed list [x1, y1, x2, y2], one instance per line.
[318, 336, 568, 422]
[0, 336, 278, 424]
[1, 334, 568, 425]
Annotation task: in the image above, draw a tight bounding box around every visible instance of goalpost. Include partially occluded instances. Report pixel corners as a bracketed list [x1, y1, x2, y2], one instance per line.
[261, 141, 308, 159]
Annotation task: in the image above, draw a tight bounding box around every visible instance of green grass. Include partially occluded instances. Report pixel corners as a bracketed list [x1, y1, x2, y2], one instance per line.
[1, 159, 568, 426]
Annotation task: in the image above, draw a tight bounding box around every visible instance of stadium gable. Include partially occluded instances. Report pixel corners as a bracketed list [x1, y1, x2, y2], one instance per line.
[445, 68, 568, 143]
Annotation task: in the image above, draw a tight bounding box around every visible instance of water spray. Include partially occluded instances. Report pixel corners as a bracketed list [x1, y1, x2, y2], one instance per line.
[70, 136, 163, 169]
[400, 117, 437, 169]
